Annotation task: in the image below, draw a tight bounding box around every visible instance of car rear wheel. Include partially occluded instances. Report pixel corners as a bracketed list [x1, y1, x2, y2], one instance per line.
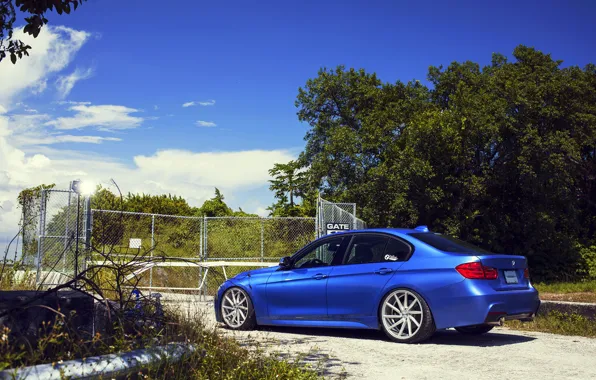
[221, 287, 256, 330]
[380, 288, 435, 343]
[455, 324, 494, 335]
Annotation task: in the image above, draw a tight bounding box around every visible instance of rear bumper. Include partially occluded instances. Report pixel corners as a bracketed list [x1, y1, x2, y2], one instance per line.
[426, 281, 541, 329]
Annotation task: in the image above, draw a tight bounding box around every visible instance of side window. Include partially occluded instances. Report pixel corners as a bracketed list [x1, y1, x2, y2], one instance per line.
[344, 235, 389, 265]
[294, 237, 344, 269]
[383, 238, 412, 262]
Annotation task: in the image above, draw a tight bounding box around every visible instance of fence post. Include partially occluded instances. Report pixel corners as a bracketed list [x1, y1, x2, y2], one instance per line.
[35, 190, 47, 285]
[201, 216, 207, 301]
[199, 217, 203, 262]
[83, 196, 92, 278]
[260, 218, 264, 262]
[150, 214, 155, 294]
[64, 191, 71, 272]
[315, 199, 319, 239]
[198, 217, 203, 300]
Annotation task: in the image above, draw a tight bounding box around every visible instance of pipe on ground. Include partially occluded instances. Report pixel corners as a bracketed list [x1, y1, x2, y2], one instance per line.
[0, 343, 199, 380]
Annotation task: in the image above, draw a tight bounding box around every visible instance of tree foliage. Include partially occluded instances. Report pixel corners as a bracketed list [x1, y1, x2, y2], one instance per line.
[16, 183, 55, 263]
[267, 160, 316, 217]
[295, 46, 596, 282]
[0, 0, 86, 64]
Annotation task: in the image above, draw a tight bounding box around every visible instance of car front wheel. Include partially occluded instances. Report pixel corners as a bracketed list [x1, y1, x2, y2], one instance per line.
[221, 287, 256, 330]
[379, 288, 435, 343]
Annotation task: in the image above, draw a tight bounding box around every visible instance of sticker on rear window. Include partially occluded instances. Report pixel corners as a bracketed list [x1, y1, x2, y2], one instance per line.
[384, 254, 398, 261]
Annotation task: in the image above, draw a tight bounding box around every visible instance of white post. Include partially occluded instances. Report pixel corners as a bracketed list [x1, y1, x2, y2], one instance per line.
[150, 214, 155, 294]
[64, 191, 71, 272]
[35, 190, 47, 285]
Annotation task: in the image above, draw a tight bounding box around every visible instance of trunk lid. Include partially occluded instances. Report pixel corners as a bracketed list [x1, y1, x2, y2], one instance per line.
[479, 254, 529, 290]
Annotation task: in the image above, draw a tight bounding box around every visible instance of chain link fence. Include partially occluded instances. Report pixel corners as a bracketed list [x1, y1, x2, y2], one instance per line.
[34, 190, 366, 299]
[87, 211, 316, 297]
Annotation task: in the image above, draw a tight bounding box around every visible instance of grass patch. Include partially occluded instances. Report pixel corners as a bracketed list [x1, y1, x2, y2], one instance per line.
[534, 280, 596, 302]
[505, 311, 596, 338]
[534, 280, 596, 294]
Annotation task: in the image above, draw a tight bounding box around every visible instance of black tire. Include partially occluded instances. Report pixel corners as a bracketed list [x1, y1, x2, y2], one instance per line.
[220, 287, 257, 330]
[455, 324, 494, 335]
[379, 288, 436, 344]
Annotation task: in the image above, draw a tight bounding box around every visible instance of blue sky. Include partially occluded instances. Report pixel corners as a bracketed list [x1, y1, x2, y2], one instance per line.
[1, 0, 596, 251]
[26, 0, 596, 157]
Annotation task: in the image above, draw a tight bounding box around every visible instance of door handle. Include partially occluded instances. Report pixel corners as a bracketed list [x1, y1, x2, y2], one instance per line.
[375, 268, 393, 275]
[312, 273, 328, 280]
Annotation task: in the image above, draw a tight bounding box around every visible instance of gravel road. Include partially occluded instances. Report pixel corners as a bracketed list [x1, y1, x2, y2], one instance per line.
[177, 300, 596, 380]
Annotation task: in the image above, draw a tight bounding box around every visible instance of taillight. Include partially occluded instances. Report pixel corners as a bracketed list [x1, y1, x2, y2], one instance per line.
[524, 268, 530, 279]
[456, 262, 499, 280]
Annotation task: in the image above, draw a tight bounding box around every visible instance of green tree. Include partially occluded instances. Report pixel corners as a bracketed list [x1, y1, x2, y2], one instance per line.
[267, 160, 316, 217]
[198, 188, 233, 217]
[0, 0, 86, 64]
[268, 161, 305, 208]
[295, 47, 596, 282]
[17, 183, 55, 263]
[124, 193, 194, 215]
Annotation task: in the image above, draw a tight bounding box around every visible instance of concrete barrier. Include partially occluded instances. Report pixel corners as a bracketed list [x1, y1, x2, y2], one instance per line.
[538, 300, 596, 321]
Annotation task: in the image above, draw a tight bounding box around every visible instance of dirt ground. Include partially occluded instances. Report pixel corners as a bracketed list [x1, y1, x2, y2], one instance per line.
[172, 299, 596, 380]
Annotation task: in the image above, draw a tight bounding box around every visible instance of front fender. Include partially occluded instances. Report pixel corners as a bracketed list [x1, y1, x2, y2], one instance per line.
[214, 276, 254, 323]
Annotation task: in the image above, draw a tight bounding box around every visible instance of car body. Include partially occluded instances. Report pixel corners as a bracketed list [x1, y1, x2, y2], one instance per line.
[214, 227, 541, 343]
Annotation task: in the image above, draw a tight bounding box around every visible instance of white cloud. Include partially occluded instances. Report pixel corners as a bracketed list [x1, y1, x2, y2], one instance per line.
[0, 26, 91, 109]
[45, 104, 144, 130]
[153, 105, 159, 110]
[56, 100, 91, 106]
[255, 206, 269, 217]
[15, 134, 121, 145]
[2, 113, 121, 148]
[182, 99, 216, 107]
[55, 67, 94, 99]
[133, 149, 293, 189]
[196, 120, 217, 127]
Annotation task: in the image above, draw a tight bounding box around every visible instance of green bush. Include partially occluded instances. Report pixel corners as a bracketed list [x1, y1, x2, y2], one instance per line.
[579, 244, 596, 279]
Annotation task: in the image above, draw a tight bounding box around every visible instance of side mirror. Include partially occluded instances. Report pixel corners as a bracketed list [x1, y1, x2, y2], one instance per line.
[279, 256, 292, 269]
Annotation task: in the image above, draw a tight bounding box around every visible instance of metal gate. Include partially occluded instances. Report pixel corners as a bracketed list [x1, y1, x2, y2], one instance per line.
[35, 188, 367, 292]
[316, 196, 367, 237]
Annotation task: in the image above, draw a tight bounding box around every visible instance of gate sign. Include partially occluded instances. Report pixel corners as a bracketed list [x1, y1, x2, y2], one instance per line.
[326, 223, 351, 235]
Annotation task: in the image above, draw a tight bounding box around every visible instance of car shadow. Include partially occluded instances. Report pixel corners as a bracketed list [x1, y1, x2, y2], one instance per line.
[427, 329, 536, 346]
[253, 325, 536, 347]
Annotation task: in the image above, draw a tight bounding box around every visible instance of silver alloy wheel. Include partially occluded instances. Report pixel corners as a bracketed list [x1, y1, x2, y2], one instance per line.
[381, 289, 424, 340]
[221, 288, 249, 328]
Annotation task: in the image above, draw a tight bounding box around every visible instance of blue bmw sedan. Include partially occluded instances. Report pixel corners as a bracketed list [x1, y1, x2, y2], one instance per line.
[214, 227, 541, 343]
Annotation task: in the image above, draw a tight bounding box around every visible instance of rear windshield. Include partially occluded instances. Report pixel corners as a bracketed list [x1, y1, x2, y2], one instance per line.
[408, 233, 492, 254]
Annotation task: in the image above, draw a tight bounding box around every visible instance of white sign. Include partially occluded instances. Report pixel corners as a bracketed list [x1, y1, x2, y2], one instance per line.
[326, 223, 351, 235]
[129, 238, 142, 249]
